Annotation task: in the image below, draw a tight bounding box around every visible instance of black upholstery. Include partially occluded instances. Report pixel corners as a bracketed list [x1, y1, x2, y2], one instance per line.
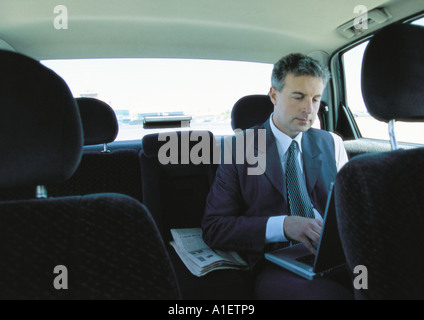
[0, 194, 181, 300]
[335, 23, 424, 299]
[362, 23, 424, 122]
[231, 94, 328, 131]
[141, 130, 217, 241]
[0, 50, 83, 188]
[49, 98, 143, 202]
[140, 131, 251, 299]
[335, 149, 424, 299]
[0, 50, 180, 299]
[0, 97, 143, 203]
[49, 149, 143, 202]
[77, 97, 119, 145]
[231, 94, 274, 131]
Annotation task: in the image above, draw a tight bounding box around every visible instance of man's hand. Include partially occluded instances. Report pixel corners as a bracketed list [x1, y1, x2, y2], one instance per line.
[283, 216, 323, 254]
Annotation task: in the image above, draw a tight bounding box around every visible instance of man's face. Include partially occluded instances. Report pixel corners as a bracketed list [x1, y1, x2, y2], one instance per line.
[270, 73, 324, 138]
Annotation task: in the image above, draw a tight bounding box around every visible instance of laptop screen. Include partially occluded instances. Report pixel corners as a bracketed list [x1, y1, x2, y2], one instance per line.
[313, 183, 346, 272]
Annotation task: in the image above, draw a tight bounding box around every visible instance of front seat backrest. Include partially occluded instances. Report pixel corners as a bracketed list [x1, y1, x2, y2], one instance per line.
[335, 23, 424, 300]
[0, 50, 180, 299]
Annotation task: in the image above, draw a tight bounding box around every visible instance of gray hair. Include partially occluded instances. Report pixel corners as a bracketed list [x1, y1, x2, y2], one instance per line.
[271, 53, 331, 92]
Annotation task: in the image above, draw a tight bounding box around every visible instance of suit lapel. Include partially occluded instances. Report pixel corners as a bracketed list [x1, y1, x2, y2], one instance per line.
[302, 131, 323, 193]
[261, 120, 286, 198]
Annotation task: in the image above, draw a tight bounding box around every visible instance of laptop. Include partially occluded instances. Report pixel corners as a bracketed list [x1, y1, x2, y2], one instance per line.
[265, 183, 346, 280]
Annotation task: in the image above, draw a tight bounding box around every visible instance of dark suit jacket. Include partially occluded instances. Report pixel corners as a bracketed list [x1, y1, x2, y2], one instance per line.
[202, 119, 337, 268]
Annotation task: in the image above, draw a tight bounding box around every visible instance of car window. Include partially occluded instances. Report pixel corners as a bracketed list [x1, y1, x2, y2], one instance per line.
[342, 17, 424, 145]
[42, 58, 274, 141]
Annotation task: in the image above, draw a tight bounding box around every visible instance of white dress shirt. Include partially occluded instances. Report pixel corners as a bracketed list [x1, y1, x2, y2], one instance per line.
[265, 114, 349, 243]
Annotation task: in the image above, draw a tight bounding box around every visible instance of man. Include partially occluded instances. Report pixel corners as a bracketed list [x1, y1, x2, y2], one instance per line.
[201, 53, 350, 299]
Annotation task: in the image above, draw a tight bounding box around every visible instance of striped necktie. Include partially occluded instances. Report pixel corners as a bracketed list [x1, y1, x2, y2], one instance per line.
[285, 140, 315, 219]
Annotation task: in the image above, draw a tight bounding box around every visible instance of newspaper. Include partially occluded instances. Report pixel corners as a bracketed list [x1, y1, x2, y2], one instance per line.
[170, 228, 249, 277]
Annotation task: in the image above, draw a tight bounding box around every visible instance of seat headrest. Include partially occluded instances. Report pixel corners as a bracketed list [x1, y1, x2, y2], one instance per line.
[362, 23, 424, 122]
[0, 50, 83, 188]
[142, 130, 215, 161]
[76, 98, 119, 145]
[231, 94, 274, 131]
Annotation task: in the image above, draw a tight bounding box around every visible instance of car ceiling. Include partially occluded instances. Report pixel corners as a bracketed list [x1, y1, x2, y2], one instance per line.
[0, 0, 422, 63]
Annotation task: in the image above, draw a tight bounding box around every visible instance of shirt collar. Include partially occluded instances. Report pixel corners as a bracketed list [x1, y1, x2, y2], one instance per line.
[269, 113, 303, 156]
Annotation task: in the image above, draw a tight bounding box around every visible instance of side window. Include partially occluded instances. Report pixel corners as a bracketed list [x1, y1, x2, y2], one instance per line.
[342, 17, 424, 145]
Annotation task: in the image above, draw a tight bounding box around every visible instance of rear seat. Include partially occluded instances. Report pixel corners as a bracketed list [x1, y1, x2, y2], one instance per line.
[140, 130, 216, 237]
[140, 131, 252, 299]
[231, 94, 330, 131]
[231, 94, 274, 131]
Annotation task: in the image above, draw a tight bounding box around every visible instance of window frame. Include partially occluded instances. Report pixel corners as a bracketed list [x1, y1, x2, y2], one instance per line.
[330, 12, 424, 145]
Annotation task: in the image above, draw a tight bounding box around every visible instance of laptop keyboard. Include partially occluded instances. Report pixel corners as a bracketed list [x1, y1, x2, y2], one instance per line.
[296, 254, 315, 266]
